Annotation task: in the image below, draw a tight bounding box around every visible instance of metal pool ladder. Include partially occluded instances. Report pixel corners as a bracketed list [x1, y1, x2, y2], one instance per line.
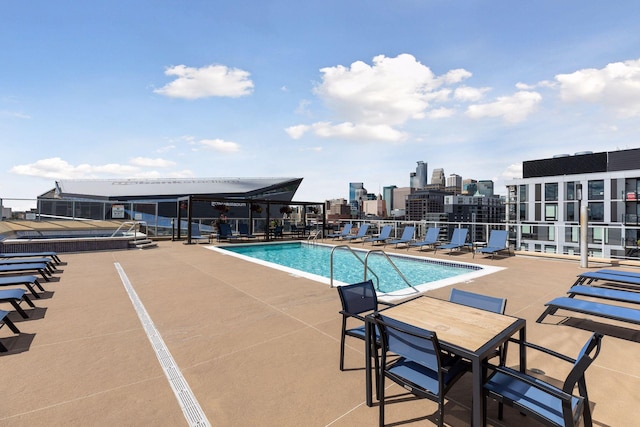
[329, 246, 417, 292]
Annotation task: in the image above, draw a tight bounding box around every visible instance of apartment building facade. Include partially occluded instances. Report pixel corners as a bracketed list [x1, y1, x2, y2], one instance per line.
[507, 148, 640, 259]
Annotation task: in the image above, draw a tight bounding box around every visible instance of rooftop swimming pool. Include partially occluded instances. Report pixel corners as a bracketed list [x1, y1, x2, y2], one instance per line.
[211, 242, 503, 299]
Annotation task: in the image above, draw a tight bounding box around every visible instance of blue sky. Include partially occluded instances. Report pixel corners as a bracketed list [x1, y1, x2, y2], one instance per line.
[2, 1, 640, 210]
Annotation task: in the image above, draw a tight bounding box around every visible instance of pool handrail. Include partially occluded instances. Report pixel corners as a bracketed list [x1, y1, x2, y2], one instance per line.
[364, 250, 418, 292]
[330, 245, 381, 289]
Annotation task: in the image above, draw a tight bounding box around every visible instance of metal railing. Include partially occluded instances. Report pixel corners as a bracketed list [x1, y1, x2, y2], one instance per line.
[364, 250, 417, 292]
[330, 245, 380, 289]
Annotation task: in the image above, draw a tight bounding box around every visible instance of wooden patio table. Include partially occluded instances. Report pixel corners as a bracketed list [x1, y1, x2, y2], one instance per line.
[365, 295, 526, 427]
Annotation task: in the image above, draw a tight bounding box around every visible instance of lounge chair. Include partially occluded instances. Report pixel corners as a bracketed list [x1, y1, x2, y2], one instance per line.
[0, 309, 21, 352]
[326, 223, 353, 240]
[0, 275, 46, 299]
[0, 289, 36, 319]
[216, 223, 234, 241]
[387, 226, 415, 248]
[363, 225, 392, 246]
[536, 297, 640, 325]
[342, 223, 370, 242]
[237, 224, 256, 239]
[0, 263, 52, 282]
[485, 332, 603, 427]
[474, 229, 510, 259]
[289, 225, 305, 238]
[434, 228, 469, 254]
[0, 251, 61, 264]
[271, 225, 284, 239]
[373, 313, 468, 427]
[189, 223, 210, 244]
[573, 271, 640, 288]
[0, 258, 57, 274]
[567, 285, 640, 306]
[408, 227, 440, 251]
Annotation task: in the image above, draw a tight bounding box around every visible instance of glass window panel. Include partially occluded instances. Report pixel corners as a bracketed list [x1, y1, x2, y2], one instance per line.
[588, 202, 604, 221]
[545, 204, 558, 221]
[588, 180, 604, 200]
[566, 202, 575, 221]
[566, 182, 575, 200]
[545, 183, 558, 201]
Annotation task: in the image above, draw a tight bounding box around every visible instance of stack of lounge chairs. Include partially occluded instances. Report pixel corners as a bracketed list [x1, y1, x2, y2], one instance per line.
[0, 251, 64, 353]
[537, 268, 640, 326]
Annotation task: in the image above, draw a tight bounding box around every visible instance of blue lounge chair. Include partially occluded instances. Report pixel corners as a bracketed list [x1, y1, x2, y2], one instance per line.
[0, 289, 36, 319]
[342, 224, 370, 242]
[237, 224, 256, 239]
[0, 263, 52, 282]
[537, 297, 640, 325]
[189, 223, 210, 243]
[1, 251, 61, 265]
[573, 271, 640, 288]
[408, 227, 440, 251]
[387, 226, 415, 248]
[0, 257, 57, 274]
[434, 228, 469, 254]
[0, 275, 46, 299]
[0, 309, 21, 352]
[474, 229, 510, 259]
[216, 223, 234, 241]
[363, 225, 392, 246]
[326, 223, 353, 240]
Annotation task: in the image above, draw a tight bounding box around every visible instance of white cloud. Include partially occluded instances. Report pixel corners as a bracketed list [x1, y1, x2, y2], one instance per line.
[285, 124, 310, 139]
[154, 64, 254, 99]
[426, 107, 455, 119]
[197, 138, 240, 152]
[466, 91, 542, 123]
[454, 86, 489, 102]
[0, 110, 31, 119]
[287, 53, 479, 142]
[129, 157, 176, 167]
[555, 58, 640, 117]
[10, 157, 139, 179]
[287, 121, 407, 142]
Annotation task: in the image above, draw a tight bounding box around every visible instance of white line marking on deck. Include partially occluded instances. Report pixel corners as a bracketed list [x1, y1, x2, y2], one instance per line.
[115, 262, 211, 427]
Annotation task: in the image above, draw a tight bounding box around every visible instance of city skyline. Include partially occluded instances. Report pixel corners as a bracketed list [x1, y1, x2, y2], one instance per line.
[2, 1, 640, 211]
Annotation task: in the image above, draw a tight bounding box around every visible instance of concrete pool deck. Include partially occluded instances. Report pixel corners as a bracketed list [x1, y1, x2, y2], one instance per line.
[1, 238, 639, 426]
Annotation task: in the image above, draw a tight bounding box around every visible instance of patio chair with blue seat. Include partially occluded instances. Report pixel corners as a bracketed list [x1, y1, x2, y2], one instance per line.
[373, 313, 468, 427]
[484, 332, 603, 427]
[434, 228, 469, 255]
[474, 229, 510, 259]
[343, 223, 370, 243]
[387, 226, 416, 248]
[449, 288, 507, 363]
[363, 225, 393, 246]
[408, 227, 440, 251]
[326, 223, 353, 240]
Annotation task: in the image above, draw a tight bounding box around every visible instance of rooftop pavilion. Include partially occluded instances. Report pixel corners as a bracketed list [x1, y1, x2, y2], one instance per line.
[1, 237, 639, 426]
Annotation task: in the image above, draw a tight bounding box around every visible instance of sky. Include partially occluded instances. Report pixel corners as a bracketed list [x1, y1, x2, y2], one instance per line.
[2, 1, 640, 211]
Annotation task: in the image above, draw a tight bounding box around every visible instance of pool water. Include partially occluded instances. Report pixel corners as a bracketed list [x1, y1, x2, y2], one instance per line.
[215, 242, 488, 294]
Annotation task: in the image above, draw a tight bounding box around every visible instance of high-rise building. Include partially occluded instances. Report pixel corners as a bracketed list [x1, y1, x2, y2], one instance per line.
[431, 168, 445, 187]
[410, 161, 428, 189]
[382, 185, 397, 217]
[477, 180, 494, 197]
[462, 179, 478, 195]
[446, 174, 462, 194]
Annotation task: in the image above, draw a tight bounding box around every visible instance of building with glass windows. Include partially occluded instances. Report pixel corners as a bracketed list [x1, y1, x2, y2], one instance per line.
[507, 148, 640, 259]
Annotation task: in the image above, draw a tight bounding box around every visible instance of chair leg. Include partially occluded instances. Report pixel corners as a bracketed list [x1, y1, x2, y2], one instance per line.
[339, 328, 346, 371]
